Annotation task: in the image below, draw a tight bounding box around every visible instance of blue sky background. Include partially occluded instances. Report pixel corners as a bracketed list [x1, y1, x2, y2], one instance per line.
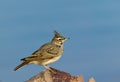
[0, 0, 120, 82]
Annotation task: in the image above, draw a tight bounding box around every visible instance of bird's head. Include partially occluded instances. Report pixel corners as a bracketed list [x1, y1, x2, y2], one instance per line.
[51, 31, 69, 46]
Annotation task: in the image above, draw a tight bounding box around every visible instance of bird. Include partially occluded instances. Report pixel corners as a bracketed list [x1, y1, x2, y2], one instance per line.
[14, 31, 69, 71]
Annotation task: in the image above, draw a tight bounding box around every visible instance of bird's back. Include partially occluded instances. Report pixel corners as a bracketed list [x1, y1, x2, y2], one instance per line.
[22, 42, 63, 64]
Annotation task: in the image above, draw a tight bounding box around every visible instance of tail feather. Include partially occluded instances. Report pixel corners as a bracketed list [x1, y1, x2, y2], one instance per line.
[14, 62, 28, 71]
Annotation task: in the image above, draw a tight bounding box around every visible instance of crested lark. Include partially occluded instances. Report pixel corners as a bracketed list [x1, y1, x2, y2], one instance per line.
[14, 31, 69, 71]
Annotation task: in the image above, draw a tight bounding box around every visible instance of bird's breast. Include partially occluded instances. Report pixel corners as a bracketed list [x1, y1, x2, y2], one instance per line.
[42, 55, 62, 65]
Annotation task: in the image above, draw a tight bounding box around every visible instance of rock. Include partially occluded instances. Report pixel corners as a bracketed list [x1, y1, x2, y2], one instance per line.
[88, 77, 96, 82]
[27, 68, 84, 82]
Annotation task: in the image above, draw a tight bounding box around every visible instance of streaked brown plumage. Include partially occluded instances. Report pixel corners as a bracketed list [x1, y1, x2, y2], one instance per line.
[14, 31, 69, 71]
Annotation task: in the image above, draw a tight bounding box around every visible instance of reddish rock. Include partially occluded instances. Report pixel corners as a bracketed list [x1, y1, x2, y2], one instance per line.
[27, 68, 95, 82]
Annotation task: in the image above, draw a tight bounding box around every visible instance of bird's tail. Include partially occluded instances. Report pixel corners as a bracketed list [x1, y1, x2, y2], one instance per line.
[14, 61, 28, 71]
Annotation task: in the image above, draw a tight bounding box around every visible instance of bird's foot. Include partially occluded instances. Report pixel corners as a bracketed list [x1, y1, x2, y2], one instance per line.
[44, 65, 56, 74]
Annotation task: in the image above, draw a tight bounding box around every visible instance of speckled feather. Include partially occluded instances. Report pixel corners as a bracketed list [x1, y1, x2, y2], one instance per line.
[14, 31, 69, 71]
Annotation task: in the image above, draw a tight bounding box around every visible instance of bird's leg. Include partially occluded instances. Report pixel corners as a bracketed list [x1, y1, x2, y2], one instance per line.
[44, 65, 56, 73]
[44, 65, 51, 70]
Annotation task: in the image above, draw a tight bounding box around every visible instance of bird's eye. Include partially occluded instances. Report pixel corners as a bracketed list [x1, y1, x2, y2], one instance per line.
[58, 38, 62, 40]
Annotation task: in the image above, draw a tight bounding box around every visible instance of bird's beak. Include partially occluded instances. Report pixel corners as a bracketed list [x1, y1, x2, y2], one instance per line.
[65, 37, 70, 41]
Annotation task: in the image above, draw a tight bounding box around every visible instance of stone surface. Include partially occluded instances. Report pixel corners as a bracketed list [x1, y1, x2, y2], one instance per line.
[27, 68, 84, 82]
[27, 68, 95, 82]
[88, 77, 96, 82]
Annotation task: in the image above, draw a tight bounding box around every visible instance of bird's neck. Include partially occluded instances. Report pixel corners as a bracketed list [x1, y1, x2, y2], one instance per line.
[51, 40, 63, 47]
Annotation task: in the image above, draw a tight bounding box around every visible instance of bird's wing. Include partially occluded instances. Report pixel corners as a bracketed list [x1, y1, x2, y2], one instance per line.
[21, 43, 59, 61]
